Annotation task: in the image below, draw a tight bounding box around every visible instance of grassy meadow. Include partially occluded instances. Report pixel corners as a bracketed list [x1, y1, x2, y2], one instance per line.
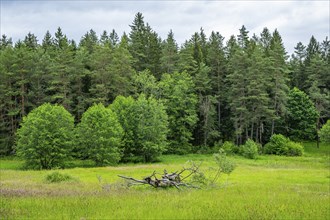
[0, 142, 329, 219]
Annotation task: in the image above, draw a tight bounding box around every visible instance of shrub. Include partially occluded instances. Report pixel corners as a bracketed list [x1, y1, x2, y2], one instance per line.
[264, 134, 304, 156]
[45, 171, 74, 183]
[319, 120, 330, 143]
[241, 139, 259, 159]
[16, 103, 74, 169]
[264, 134, 288, 155]
[76, 103, 123, 166]
[221, 141, 239, 155]
[286, 141, 304, 156]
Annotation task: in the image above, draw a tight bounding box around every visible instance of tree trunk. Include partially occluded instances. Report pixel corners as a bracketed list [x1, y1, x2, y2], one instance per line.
[316, 117, 320, 148]
[251, 123, 254, 140]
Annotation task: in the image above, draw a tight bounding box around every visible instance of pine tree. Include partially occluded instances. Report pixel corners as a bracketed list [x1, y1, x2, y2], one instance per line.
[160, 30, 178, 74]
[206, 31, 227, 139]
[268, 29, 289, 135]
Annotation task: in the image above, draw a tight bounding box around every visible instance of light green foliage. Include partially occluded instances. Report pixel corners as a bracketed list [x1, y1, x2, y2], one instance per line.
[16, 103, 74, 169]
[319, 120, 330, 143]
[45, 171, 74, 183]
[132, 70, 158, 98]
[221, 141, 239, 155]
[159, 72, 198, 154]
[264, 134, 304, 156]
[110, 95, 168, 162]
[214, 149, 236, 175]
[286, 87, 319, 140]
[241, 139, 259, 159]
[109, 96, 136, 159]
[134, 94, 168, 162]
[76, 103, 123, 166]
[285, 141, 304, 156]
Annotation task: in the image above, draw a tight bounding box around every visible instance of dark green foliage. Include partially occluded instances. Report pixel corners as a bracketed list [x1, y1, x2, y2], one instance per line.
[286, 87, 319, 140]
[45, 171, 74, 183]
[76, 103, 123, 166]
[319, 120, 330, 143]
[241, 139, 260, 159]
[1, 13, 328, 157]
[264, 134, 304, 156]
[16, 103, 74, 169]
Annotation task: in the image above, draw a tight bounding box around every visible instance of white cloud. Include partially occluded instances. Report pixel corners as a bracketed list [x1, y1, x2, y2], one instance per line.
[1, 0, 329, 54]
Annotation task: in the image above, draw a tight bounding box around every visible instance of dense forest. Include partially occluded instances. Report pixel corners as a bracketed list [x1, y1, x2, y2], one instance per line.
[1, 12, 329, 157]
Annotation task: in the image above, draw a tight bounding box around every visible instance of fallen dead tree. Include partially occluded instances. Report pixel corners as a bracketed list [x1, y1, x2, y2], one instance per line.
[118, 162, 202, 190]
[117, 150, 236, 190]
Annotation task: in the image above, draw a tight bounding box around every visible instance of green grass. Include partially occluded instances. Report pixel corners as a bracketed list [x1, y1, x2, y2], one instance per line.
[0, 142, 329, 219]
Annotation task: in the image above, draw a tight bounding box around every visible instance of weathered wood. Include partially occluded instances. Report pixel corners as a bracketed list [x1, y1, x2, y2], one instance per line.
[118, 164, 201, 190]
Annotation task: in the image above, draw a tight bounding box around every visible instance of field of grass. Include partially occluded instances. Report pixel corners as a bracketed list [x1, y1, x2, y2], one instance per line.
[0, 142, 329, 219]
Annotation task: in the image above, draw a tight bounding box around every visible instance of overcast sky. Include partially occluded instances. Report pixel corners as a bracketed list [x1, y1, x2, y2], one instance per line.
[1, 0, 329, 54]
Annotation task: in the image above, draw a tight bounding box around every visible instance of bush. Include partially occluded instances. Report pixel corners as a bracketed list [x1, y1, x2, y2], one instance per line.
[76, 103, 123, 166]
[264, 134, 304, 156]
[319, 120, 330, 143]
[241, 139, 259, 159]
[45, 171, 74, 183]
[264, 134, 288, 155]
[16, 103, 74, 169]
[221, 141, 239, 155]
[286, 141, 304, 156]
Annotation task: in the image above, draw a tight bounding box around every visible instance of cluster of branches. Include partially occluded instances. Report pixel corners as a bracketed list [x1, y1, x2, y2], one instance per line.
[118, 163, 202, 190]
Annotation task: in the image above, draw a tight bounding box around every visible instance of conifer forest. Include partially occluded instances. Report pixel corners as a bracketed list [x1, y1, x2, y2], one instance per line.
[0, 12, 329, 161]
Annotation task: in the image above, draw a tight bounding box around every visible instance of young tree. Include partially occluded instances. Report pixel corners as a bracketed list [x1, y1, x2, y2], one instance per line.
[16, 103, 74, 169]
[76, 103, 123, 166]
[286, 87, 319, 140]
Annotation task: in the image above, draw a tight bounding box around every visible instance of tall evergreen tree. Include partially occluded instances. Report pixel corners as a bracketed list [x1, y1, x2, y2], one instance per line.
[160, 30, 178, 74]
[268, 29, 289, 135]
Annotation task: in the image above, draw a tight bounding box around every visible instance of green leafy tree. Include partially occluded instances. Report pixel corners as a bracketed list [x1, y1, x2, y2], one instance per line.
[286, 87, 319, 140]
[159, 72, 198, 154]
[132, 70, 159, 98]
[76, 103, 123, 166]
[16, 103, 74, 169]
[134, 95, 168, 162]
[110, 95, 168, 162]
[109, 96, 136, 159]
